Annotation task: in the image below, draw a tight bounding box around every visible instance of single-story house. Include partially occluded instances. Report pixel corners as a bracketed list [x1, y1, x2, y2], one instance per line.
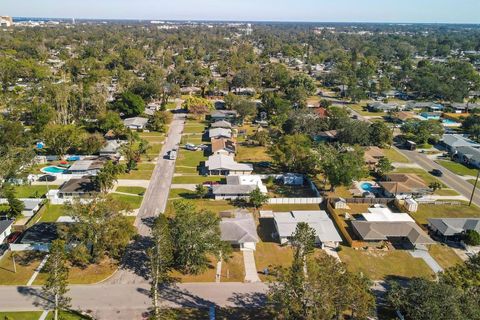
[364, 146, 385, 167]
[99, 140, 124, 157]
[211, 138, 236, 156]
[351, 220, 434, 247]
[67, 160, 104, 176]
[209, 128, 232, 139]
[0, 219, 14, 243]
[394, 111, 416, 123]
[211, 120, 232, 129]
[379, 173, 429, 198]
[211, 110, 238, 122]
[220, 210, 259, 251]
[405, 102, 443, 112]
[420, 112, 441, 120]
[441, 134, 479, 153]
[205, 154, 253, 176]
[360, 206, 415, 223]
[58, 176, 97, 199]
[123, 117, 149, 130]
[367, 102, 400, 113]
[273, 211, 342, 248]
[428, 218, 480, 241]
[453, 146, 480, 168]
[313, 130, 338, 143]
[20, 199, 44, 217]
[212, 175, 267, 200]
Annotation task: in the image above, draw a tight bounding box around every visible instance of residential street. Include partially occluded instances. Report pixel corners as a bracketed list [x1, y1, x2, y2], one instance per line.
[395, 147, 480, 207]
[0, 283, 268, 320]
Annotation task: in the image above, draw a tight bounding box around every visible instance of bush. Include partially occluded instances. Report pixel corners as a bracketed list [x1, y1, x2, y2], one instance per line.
[465, 230, 480, 246]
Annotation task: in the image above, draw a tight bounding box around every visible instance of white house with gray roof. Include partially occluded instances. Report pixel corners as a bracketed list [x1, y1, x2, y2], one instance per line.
[220, 210, 259, 251]
[428, 218, 480, 240]
[273, 211, 342, 248]
[123, 117, 149, 130]
[209, 128, 232, 139]
[212, 175, 267, 200]
[205, 154, 253, 176]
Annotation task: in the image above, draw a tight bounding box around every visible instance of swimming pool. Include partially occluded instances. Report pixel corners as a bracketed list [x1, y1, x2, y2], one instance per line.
[41, 166, 66, 174]
[442, 119, 459, 125]
[360, 182, 374, 192]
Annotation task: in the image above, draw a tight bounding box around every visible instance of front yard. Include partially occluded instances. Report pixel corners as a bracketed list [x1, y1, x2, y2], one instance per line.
[118, 162, 155, 180]
[428, 244, 463, 270]
[338, 246, 435, 280]
[0, 251, 45, 285]
[383, 148, 409, 163]
[412, 202, 480, 225]
[437, 160, 479, 176]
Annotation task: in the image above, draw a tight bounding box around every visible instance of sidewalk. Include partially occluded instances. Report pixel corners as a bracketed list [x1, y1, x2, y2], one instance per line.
[243, 250, 260, 283]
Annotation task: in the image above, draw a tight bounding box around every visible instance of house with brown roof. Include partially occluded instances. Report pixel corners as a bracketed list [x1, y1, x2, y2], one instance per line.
[211, 138, 236, 156]
[364, 146, 384, 168]
[379, 173, 430, 198]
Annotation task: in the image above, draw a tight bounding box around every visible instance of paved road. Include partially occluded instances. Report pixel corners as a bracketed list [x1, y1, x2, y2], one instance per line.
[0, 283, 268, 320]
[395, 147, 480, 207]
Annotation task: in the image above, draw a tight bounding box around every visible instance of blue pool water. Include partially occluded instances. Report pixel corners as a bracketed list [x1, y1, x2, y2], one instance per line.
[360, 182, 374, 192]
[42, 166, 66, 174]
[442, 119, 459, 125]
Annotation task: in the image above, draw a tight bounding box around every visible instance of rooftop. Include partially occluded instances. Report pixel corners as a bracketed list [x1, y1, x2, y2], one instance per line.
[428, 218, 480, 236]
[220, 211, 259, 244]
[379, 173, 428, 194]
[59, 176, 97, 194]
[351, 221, 434, 245]
[205, 154, 253, 172]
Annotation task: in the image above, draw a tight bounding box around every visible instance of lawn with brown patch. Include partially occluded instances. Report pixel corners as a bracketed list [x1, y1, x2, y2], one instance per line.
[221, 250, 245, 282]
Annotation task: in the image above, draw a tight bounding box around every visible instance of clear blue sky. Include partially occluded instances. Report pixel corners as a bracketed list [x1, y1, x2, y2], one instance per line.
[2, 0, 480, 23]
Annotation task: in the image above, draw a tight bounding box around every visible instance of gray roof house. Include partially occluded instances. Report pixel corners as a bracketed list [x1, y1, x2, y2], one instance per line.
[0, 219, 14, 244]
[211, 110, 238, 122]
[123, 117, 149, 130]
[428, 218, 480, 239]
[99, 140, 124, 157]
[273, 211, 342, 248]
[367, 102, 400, 113]
[209, 128, 232, 139]
[205, 154, 253, 176]
[211, 120, 233, 129]
[67, 160, 104, 175]
[220, 210, 259, 251]
[405, 102, 443, 111]
[21, 199, 44, 217]
[58, 176, 97, 199]
[351, 221, 434, 247]
[453, 146, 480, 168]
[441, 134, 479, 153]
[212, 175, 267, 200]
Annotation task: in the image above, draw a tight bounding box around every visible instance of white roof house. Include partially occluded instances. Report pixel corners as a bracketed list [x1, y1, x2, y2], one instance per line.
[361, 206, 414, 223]
[273, 211, 342, 248]
[123, 117, 149, 130]
[209, 128, 232, 139]
[220, 211, 259, 251]
[212, 175, 267, 200]
[211, 120, 232, 129]
[205, 154, 253, 176]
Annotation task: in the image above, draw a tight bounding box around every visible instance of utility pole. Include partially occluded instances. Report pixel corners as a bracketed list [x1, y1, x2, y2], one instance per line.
[469, 170, 480, 207]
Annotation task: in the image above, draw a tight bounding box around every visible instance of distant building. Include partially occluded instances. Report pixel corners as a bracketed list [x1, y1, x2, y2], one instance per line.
[428, 218, 480, 241]
[0, 16, 13, 27]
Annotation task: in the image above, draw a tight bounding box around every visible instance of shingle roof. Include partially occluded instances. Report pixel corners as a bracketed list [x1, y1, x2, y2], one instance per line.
[351, 221, 434, 245]
[123, 117, 148, 127]
[379, 174, 428, 194]
[0, 219, 14, 235]
[428, 218, 480, 236]
[211, 138, 236, 154]
[220, 212, 259, 244]
[273, 211, 342, 243]
[59, 177, 97, 194]
[209, 128, 232, 139]
[68, 160, 104, 172]
[212, 184, 256, 195]
[211, 120, 232, 129]
[205, 154, 253, 172]
[442, 134, 478, 148]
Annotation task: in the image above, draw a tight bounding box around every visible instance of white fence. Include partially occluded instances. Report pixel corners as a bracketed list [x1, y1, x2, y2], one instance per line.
[10, 243, 50, 252]
[268, 197, 323, 205]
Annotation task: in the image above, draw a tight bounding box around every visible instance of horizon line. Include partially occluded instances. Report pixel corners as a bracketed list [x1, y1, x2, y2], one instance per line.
[11, 16, 480, 26]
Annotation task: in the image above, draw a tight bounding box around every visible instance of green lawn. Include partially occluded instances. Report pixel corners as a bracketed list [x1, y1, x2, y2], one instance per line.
[183, 125, 206, 134]
[0, 252, 45, 285]
[46, 311, 91, 320]
[236, 145, 271, 162]
[338, 246, 435, 280]
[175, 149, 207, 169]
[0, 312, 43, 320]
[437, 160, 479, 176]
[383, 148, 409, 163]
[221, 251, 245, 282]
[412, 202, 480, 225]
[115, 186, 146, 196]
[428, 244, 463, 270]
[255, 242, 294, 282]
[171, 175, 223, 184]
[109, 193, 143, 209]
[118, 163, 155, 180]
[166, 189, 235, 215]
[39, 204, 67, 223]
[14, 185, 59, 198]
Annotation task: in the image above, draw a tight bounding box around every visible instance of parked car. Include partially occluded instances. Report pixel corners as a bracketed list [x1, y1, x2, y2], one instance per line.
[185, 143, 198, 151]
[197, 144, 208, 150]
[430, 169, 443, 177]
[169, 149, 178, 160]
[7, 231, 22, 244]
[38, 174, 57, 182]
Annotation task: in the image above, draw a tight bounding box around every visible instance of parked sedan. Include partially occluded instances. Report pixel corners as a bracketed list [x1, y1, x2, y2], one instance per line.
[430, 169, 443, 177]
